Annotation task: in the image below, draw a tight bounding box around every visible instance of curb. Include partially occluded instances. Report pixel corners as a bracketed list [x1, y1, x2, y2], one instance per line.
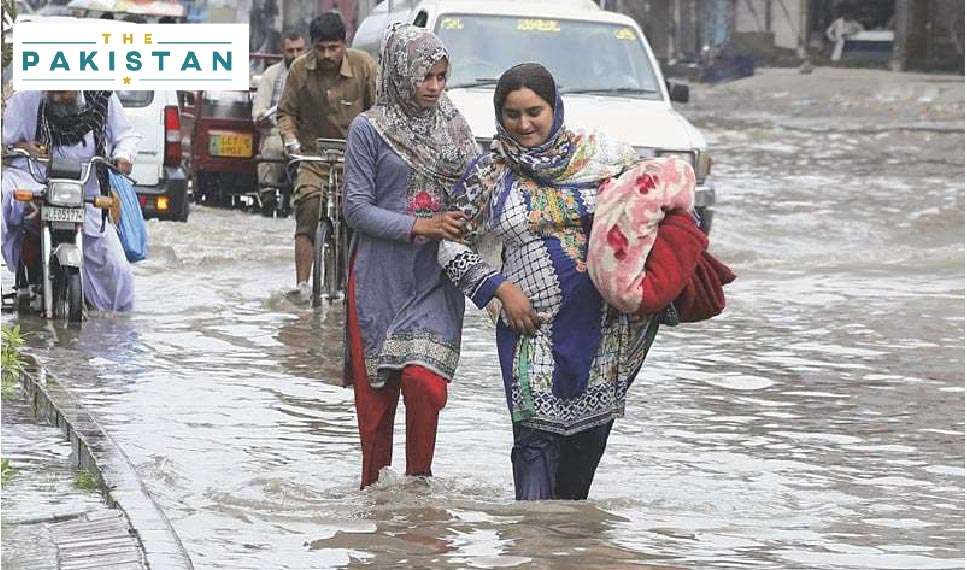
[19, 355, 194, 570]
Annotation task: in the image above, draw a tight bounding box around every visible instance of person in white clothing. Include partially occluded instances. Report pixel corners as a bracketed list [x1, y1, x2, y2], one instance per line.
[826, 13, 864, 61]
[253, 31, 307, 215]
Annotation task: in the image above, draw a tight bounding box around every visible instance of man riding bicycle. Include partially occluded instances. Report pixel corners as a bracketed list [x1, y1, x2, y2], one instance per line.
[276, 12, 376, 301]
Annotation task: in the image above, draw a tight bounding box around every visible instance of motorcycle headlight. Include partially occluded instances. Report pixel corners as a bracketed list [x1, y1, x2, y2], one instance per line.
[48, 181, 84, 207]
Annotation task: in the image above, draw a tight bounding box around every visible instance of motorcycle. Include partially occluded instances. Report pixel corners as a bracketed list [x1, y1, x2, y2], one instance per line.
[4, 149, 120, 325]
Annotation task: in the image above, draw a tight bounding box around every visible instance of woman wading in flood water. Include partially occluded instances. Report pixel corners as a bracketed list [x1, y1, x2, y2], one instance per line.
[341, 24, 476, 489]
[440, 63, 697, 500]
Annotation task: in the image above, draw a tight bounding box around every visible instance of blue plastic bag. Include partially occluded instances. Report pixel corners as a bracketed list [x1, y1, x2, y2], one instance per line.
[108, 171, 148, 262]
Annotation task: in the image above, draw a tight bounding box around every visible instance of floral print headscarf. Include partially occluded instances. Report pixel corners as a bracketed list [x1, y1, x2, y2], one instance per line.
[362, 24, 477, 209]
[452, 64, 637, 238]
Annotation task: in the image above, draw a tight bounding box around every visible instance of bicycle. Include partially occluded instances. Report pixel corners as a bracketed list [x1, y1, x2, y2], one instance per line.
[287, 138, 347, 307]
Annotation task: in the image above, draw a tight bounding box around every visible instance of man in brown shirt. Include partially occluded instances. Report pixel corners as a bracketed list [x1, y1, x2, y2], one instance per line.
[277, 12, 376, 299]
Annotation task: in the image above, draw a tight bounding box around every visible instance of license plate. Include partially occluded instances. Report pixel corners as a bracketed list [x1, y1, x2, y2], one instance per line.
[208, 132, 253, 158]
[42, 206, 84, 223]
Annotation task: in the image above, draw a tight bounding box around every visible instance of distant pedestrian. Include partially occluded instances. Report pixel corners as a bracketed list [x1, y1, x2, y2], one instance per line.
[826, 12, 864, 61]
[253, 30, 306, 216]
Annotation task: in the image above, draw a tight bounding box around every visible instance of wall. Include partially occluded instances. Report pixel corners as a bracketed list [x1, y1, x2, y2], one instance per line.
[735, 0, 805, 51]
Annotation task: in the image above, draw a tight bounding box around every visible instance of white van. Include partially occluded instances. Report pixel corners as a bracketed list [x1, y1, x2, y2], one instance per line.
[116, 90, 190, 222]
[354, 0, 715, 230]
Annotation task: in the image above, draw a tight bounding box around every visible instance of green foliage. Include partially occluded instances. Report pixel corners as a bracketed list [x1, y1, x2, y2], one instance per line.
[0, 458, 16, 486]
[1, 0, 15, 69]
[74, 469, 99, 492]
[2, 324, 24, 399]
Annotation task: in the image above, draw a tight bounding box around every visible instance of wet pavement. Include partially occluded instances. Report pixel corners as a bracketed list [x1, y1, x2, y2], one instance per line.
[1, 68, 964, 569]
[1, 384, 145, 569]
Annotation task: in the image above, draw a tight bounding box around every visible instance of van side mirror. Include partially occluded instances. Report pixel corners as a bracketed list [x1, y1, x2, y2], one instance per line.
[666, 81, 690, 103]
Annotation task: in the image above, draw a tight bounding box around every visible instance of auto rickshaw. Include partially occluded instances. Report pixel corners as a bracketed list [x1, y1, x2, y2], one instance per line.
[178, 53, 287, 210]
[179, 89, 260, 208]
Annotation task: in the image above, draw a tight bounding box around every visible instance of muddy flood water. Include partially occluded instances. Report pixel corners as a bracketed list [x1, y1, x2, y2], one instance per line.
[3, 70, 964, 569]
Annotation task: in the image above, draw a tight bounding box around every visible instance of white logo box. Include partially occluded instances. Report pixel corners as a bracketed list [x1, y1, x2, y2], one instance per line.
[14, 22, 249, 91]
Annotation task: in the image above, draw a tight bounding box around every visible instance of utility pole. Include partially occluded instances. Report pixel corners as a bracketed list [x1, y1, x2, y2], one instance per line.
[892, 0, 909, 70]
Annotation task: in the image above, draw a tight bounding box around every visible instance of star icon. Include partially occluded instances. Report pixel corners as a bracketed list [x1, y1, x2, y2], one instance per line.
[122, 76, 131, 85]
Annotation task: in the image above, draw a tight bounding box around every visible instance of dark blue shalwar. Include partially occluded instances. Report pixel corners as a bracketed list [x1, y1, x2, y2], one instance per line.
[512, 420, 615, 500]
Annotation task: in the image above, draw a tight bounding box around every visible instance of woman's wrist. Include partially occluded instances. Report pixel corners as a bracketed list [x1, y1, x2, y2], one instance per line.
[495, 281, 514, 300]
[411, 217, 426, 238]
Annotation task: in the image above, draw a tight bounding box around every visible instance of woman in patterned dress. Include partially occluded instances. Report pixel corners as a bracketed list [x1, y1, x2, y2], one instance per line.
[341, 24, 477, 489]
[439, 63, 694, 500]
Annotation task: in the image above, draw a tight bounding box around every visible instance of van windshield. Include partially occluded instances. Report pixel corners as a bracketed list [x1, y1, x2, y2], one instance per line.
[436, 15, 661, 99]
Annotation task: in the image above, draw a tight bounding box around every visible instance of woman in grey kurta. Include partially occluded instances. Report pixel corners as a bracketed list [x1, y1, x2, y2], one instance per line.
[341, 24, 476, 488]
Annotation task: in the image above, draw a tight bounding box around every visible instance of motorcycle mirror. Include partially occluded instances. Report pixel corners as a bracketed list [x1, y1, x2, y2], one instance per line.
[13, 189, 34, 201]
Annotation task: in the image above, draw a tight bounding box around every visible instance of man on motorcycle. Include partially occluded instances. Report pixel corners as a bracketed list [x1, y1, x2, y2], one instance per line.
[1, 90, 141, 311]
[253, 30, 307, 217]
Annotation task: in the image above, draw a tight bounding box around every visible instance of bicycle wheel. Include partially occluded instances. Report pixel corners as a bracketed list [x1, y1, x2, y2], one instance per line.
[324, 228, 339, 300]
[312, 222, 330, 308]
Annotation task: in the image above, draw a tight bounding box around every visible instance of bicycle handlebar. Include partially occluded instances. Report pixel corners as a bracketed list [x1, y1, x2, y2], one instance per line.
[287, 151, 344, 168]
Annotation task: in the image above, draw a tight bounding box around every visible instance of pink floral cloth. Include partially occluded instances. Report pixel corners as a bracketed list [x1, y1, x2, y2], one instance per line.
[587, 157, 696, 314]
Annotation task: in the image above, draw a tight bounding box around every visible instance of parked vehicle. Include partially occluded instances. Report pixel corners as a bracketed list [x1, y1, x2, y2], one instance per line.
[842, 30, 895, 65]
[179, 89, 260, 208]
[3, 149, 118, 325]
[354, 0, 716, 231]
[64, 0, 187, 22]
[117, 90, 190, 222]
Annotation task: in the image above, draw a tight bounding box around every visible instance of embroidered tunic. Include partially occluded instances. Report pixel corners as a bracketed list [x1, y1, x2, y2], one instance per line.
[343, 116, 466, 388]
[439, 134, 662, 436]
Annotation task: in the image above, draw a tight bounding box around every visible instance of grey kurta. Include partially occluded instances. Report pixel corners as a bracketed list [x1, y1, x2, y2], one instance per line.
[342, 116, 465, 388]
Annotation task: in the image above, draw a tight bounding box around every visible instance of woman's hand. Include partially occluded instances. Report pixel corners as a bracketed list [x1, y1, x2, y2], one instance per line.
[496, 281, 543, 335]
[412, 211, 466, 241]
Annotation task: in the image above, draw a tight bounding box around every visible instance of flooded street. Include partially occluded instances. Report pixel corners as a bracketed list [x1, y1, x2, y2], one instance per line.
[3, 70, 964, 569]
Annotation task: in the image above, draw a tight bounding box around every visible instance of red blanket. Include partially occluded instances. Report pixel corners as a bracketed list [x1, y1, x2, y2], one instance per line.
[637, 212, 736, 322]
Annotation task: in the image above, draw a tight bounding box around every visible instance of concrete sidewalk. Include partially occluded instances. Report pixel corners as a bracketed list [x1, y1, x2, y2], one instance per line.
[2, 358, 194, 569]
[2, 386, 145, 569]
